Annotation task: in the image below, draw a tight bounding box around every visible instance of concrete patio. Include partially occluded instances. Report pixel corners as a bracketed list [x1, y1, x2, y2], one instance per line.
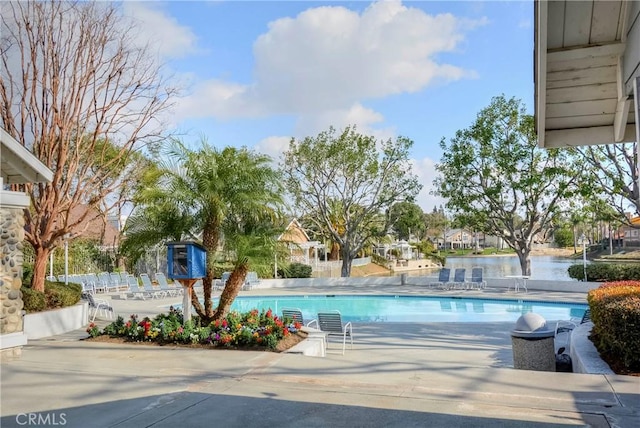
[1, 281, 638, 427]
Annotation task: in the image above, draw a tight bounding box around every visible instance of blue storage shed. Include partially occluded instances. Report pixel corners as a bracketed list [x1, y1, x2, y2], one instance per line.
[166, 241, 207, 280]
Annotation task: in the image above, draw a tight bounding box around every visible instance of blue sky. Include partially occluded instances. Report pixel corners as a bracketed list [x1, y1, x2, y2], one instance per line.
[123, 0, 534, 211]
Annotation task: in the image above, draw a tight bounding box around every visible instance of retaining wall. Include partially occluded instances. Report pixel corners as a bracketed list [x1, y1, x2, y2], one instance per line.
[23, 302, 89, 340]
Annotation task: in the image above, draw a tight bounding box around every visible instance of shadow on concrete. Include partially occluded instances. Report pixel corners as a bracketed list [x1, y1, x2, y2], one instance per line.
[0, 391, 610, 428]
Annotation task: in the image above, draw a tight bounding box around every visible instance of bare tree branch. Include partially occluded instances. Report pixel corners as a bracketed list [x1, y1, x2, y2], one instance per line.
[1, 1, 177, 291]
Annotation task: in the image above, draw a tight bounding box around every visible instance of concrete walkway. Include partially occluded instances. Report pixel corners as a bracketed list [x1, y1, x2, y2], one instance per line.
[1, 285, 639, 427]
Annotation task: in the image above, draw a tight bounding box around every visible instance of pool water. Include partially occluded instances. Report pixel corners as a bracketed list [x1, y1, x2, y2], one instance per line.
[174, 295, 588, 323]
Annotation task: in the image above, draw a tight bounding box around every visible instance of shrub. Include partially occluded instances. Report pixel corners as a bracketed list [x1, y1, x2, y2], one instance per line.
[371, 253, 388, 267]
[567, 263, 640, 282]
[21, 281, 82, 313]
[587, 281, 640, 371]
[278, 262, 312, 278]
[21, 287, 46, 313]
[22, 263, 34, 287]
[44, 281, 82, 309]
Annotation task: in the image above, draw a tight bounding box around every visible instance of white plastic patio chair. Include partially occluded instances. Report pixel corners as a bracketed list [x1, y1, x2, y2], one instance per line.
[82, 292, 114, 322]
[317, 310, 353, 355]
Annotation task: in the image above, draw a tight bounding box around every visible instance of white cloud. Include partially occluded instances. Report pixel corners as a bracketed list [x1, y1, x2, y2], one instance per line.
[254, 136, 292, 162]
[174, 0, 483, 121]
[410, 157, 447, 212]
[252, 103, 393, 163]
[123, 2, 198, 58]
[294, 103, 390, 138]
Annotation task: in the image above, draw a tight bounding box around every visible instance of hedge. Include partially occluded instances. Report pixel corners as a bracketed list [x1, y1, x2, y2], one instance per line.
[21, 280, 82, 313]
[587, 281, 640, 371]
[278, 262, 312, 278]
[568, 263, 640, 282]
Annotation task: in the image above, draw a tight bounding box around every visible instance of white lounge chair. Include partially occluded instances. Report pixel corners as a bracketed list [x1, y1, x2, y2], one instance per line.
[244, 271, 261, 290]
[155, 272, 183, 296]
[214, 272, 231, 291]
[125, 275, 149, 300]
[317, 310, 353, 355]
[109, 272, 126, 292]
[139, 273, 167, 299]
[85, 273, 104, 293]
[97, 272, 116, 292]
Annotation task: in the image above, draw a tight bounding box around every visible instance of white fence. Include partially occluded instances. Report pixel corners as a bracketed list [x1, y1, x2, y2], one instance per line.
[311, 257, 371, 278]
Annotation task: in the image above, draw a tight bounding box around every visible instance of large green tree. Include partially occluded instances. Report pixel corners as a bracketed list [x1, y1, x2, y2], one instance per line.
[123, 140, 284, 321]
[282, 125, 421, 277]
[433, 95, 581, 276]
[577, 143, 639, 223]
[389, 201, 425, 241]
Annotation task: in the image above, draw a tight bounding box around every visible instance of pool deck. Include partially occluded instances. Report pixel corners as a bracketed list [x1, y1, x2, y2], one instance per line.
[1, 282, 638, 427]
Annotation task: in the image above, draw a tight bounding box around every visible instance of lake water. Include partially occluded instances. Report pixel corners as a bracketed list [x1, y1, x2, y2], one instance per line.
[403, 255, 581, 281]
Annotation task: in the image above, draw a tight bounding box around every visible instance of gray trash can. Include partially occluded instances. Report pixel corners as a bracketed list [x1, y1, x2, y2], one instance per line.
[400, 273, 408, 285]
[511, 313, 556, 371]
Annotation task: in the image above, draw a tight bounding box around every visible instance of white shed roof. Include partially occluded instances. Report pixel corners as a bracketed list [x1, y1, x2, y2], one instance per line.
[535, 0, 640, 148]
[1, 128, 53, 184]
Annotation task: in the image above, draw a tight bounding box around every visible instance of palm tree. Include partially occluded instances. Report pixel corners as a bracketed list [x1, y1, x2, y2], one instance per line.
[122, 139, 284, 321]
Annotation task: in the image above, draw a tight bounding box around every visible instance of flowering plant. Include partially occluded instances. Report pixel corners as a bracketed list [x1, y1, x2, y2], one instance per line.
[91, 307, 302, 350]
[86, 322, 100, 338]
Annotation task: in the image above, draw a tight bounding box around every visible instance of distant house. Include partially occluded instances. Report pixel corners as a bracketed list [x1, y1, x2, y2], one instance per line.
[278, 219, 325, 265]
[66, 205, 121, 249]
[620, 217, 640, 248]
[436, 229, 477, 250]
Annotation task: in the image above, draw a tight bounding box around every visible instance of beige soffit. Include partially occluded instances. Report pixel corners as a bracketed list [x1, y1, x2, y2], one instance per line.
[535, 0, 640, 148]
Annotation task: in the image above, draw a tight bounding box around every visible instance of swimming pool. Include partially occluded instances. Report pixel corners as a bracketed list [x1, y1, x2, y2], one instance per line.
[173, 295, 588, 323]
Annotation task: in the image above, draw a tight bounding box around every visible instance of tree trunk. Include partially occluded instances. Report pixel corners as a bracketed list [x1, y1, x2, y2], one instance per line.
[329, 242, 340, 260]
[340, 245, 352, 277]
[191, 218, 219, 321]
[213, 264, 248, 321]
[516, 249, 531, 276]
[31, 246, 51, 292]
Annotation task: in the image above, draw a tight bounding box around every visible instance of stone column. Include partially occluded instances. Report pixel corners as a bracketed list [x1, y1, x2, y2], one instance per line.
[0, 207, 26, 358]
